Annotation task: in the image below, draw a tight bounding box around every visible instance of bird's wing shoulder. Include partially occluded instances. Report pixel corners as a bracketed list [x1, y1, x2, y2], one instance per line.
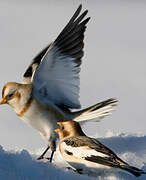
[22, 44, 51, 84]
[62, 136, 127, 167]
[31, 5, 90, 109]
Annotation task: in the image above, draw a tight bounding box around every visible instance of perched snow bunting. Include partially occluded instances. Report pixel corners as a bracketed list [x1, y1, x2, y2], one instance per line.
[55, 121, 146, 177]
[0, 5, 117, 162]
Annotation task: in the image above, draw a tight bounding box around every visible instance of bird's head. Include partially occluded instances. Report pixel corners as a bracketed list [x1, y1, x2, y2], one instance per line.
[0, 82, 33, 109]
[54, 121, 85, 140]
[0, 82, 21, 106]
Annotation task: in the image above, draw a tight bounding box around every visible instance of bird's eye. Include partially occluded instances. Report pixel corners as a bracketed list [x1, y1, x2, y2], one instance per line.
[62, 125, 64, 130]
[7, 93, 14, 99]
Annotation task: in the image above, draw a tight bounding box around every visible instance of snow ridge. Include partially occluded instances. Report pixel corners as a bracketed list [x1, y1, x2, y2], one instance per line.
[0, 133, 146, 180]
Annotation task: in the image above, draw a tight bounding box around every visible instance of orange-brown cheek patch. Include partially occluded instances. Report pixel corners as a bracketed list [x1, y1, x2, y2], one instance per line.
[63, 130, 70, 138]
[17, 97, 33, 117]
[16, 92, 21, 100]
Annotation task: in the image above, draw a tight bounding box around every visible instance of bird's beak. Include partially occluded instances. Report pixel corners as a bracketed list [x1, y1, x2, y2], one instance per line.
[0, 98, 7, 104]
[54, 129, 60, 133]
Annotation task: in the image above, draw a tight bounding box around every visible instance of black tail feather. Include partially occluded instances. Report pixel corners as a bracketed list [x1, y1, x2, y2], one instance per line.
[122, 165, 146, 177]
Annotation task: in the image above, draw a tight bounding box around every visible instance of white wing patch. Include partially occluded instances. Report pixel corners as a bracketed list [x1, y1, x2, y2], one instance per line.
[31, 5, 90, 109]
[33, 47, 81, 109]
[62, 142, 108, 159]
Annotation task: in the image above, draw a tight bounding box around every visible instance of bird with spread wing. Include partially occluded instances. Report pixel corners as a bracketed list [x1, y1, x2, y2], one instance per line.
[0, 5, 117, 162]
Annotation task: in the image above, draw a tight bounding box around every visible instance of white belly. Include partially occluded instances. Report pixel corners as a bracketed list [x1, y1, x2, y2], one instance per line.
[20, 100, 58, 142]
[60, 144, 112, 177]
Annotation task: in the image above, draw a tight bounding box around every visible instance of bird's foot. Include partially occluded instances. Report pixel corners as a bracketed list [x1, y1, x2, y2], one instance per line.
[39, 151, 55, 163]
[75, 169, 83, 174]
[37, 146, 50, 160]
[66, 167, 73, 170]
[45, 157, 50, 161]
[37, 155, 45, 160]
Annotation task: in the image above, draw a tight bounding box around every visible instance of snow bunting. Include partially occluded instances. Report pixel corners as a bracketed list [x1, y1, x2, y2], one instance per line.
[0, 5, 117, 162]
[55, 121, 146, 177]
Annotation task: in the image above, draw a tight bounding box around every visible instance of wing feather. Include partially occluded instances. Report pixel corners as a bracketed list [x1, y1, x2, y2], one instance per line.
[63, 136, 127, 167]
[32, 5, 90, 109]
[22, 44, 51, 84]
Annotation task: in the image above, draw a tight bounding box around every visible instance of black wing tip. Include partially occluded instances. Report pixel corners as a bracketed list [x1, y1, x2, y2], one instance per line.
[54, 4, 90, 64]
[76, 4, 91, 25]
[23, 66, 33, 78]
[77, 4, 88, 14]
[78, 4, 82, 11]
[122, 165, 145, 177]
[89, 98, 118, 112]
[102, 98, 118, 107]
[74, 9, 89, 25]
[84, 9, 88, 15]
[107, 98, 118, 103]
[77, 5, 89, 21]
[82, 17, 91, 25]
[23, 44, 51, 79]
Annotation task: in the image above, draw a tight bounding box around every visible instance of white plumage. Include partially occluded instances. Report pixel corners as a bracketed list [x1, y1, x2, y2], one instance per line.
[62, 142, 108, 158]
[33, 49, 81, 109]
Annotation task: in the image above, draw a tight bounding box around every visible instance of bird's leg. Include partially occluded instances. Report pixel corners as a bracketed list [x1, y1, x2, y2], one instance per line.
[45, 140, 56, 163]
[37, 146, 50, 160]
[48, 150, 55, 163]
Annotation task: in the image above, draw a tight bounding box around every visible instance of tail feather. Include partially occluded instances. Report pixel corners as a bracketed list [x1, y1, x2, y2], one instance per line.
[122, 165, 146, 177]
[73, 98, 118, 122]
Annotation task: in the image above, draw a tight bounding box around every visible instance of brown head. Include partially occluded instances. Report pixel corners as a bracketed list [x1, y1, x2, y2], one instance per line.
[54, 121, 85, 140]
[0, 82, 33, 109]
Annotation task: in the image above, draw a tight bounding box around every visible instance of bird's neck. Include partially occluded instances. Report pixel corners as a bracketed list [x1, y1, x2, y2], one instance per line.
[16, 96, 33, 117]
[60, 131, 85, 142]
[11, 84, 33, 116]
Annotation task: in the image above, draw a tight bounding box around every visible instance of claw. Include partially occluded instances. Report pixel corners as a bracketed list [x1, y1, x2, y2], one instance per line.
[38, 151, 55, 163]
[37, 146, 50, 160]
[37, 155, 44, 160]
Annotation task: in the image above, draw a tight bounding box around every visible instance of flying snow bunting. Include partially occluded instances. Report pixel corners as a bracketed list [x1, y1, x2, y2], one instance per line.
[0, 5, 117, 162]
[55, 121, 146, 177]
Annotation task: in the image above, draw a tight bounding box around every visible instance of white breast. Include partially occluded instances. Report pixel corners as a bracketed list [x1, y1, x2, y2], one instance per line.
[20, 99, 58, 142]
[60, 142, 112, 177]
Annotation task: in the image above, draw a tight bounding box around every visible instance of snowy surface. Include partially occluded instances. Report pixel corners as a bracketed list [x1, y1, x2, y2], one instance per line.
[1, 1, 146, 152]
[0, 133, 146, 180]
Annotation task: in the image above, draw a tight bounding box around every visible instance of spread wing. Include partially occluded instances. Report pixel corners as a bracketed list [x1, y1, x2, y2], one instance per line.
[63, 136, 127, 168]
[32, 5, 90, 109]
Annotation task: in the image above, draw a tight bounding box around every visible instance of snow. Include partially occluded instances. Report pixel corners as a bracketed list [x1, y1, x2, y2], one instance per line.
[0, 133, 146, 180]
